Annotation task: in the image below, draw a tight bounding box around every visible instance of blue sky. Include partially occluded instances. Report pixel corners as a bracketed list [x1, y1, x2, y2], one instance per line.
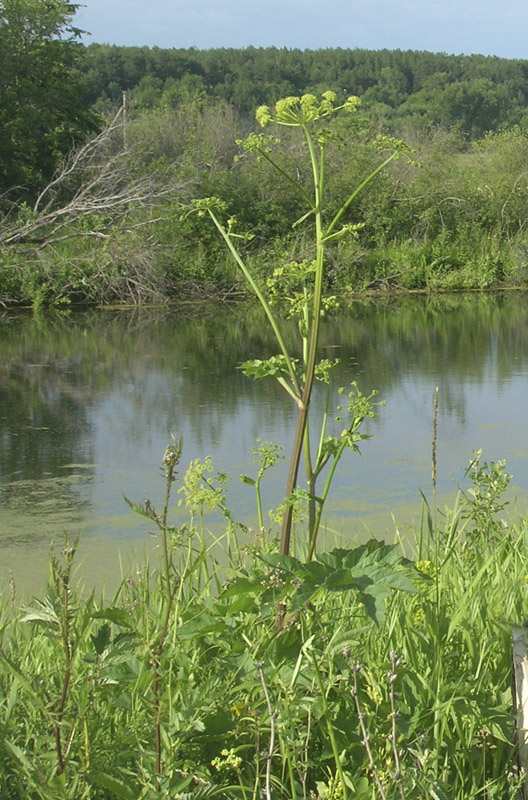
[76, 0, 528, 58]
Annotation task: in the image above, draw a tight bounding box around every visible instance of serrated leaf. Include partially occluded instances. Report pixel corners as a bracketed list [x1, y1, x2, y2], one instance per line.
[123, 495, 157, 521]
[342, 541, 399, 567]
[4, 740, 35, 773]
[20, 606, 59, 625]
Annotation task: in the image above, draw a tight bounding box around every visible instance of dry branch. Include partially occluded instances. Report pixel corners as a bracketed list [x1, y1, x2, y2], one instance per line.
[0, 104, 187, 252]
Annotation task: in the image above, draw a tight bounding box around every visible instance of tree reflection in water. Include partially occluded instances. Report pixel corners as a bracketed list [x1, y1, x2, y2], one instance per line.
[2, 292, 528, 593]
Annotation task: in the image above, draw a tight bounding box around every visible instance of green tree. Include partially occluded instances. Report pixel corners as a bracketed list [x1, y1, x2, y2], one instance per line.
[0, 0, 98, 199]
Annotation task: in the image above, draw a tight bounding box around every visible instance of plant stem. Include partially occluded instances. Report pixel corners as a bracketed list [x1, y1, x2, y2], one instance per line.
[152, 437, 182, 775]
[257, 662, 276, 800]
[280, 124, 324, 557]
[208, 209, 301, 398]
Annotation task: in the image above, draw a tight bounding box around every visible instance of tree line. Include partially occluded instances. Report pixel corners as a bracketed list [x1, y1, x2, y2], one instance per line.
[3, 0, 528, 308]
[80, 44, 528, 138]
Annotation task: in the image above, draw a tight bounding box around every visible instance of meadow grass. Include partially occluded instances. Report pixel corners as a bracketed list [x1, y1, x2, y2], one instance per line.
[0, 453, 527, 799]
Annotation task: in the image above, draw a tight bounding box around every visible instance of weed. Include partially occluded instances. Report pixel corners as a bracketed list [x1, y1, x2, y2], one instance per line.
[195, 94, 412, 558]
[0, 441, 525, 798]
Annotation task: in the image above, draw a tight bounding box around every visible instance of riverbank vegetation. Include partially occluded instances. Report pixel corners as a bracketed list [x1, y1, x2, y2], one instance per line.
[3, 7, 528, 797]
[4, 3, 528, 306]
[0, 446, 526, 799]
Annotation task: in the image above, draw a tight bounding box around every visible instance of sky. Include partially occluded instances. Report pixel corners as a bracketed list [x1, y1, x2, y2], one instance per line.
[76, 0, 528, 59]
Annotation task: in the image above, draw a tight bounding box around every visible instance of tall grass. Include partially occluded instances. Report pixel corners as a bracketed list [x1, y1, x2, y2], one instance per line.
[0, 446, 526, 799]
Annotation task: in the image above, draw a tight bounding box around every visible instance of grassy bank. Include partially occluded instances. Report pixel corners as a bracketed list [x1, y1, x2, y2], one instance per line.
[4, 98, 528, 309]
[0, 451, 527, 799]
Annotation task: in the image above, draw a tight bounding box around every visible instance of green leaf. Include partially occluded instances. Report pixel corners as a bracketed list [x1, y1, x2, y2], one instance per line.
[123, 494, 158, 521]
[177, 614, 230, 640]
[341, 541, 400, 567]
[266, 627, 303, 661]
[323, 568, 366, 592]
[89, 772, 139, 800]
[20, 603, 59, 625]
[91, 623, 111, 655]
[428, 782, 452, 800]
[359, 587, 391, 626]
[221, 593, 259, 614]
[373, 568, 418, 594]
[326, 630, 361, 656]
[92, 608, 135, 628]
[353, 776, 372, 798]
[5, 739, 38, 773]
[0, 651, 51, 716]
[240, 355, 292, 379]
[259, 552, 302, 574]
[221, 576, 268, 598]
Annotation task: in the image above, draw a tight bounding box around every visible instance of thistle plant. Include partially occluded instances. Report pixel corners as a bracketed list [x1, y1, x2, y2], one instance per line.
[194, 93, 410, 558]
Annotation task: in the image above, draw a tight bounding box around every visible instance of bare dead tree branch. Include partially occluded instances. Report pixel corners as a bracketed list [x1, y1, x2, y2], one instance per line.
[0, 103, 188, 252]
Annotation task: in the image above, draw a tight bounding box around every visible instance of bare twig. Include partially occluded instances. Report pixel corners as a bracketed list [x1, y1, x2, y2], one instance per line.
[0, 103, 188, 252]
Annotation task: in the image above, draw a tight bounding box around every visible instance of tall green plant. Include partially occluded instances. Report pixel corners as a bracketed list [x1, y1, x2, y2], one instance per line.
[125, 435, 184, 777]
[194, 93, 408, 558]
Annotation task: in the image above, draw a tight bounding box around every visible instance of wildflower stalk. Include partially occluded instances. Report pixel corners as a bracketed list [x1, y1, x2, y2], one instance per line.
[125, 435, 183, 776]
[152, 436, 183, 774]
[257, 662, 276, 800]
[198, 93, 407, 558]
[50, 535, 79, 776]
[310, 649, 349, 800]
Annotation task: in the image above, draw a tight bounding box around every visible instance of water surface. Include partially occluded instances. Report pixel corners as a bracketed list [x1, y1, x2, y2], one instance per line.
[2, 293, 528, 595]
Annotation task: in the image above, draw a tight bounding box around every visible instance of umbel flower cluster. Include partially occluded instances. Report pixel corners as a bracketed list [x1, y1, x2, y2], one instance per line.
[255, 91, 361, 127]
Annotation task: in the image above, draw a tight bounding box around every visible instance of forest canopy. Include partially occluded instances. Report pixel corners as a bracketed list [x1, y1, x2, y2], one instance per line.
[79, 43, 528, 137]
[0, 0, 98, 199]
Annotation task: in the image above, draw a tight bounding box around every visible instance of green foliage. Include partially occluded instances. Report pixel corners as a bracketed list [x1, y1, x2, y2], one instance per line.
[7, 43, 528, 304]
[0, 0, 99, 198]
[78, 44, 528, 137]
[0, 445, 526, 798]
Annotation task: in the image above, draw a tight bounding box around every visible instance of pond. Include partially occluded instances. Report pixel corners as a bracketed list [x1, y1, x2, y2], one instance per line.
[2, 291, 528, 596]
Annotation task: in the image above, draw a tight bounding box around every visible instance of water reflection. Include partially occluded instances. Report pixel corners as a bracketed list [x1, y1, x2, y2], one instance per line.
[1, 293, 528, 594]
